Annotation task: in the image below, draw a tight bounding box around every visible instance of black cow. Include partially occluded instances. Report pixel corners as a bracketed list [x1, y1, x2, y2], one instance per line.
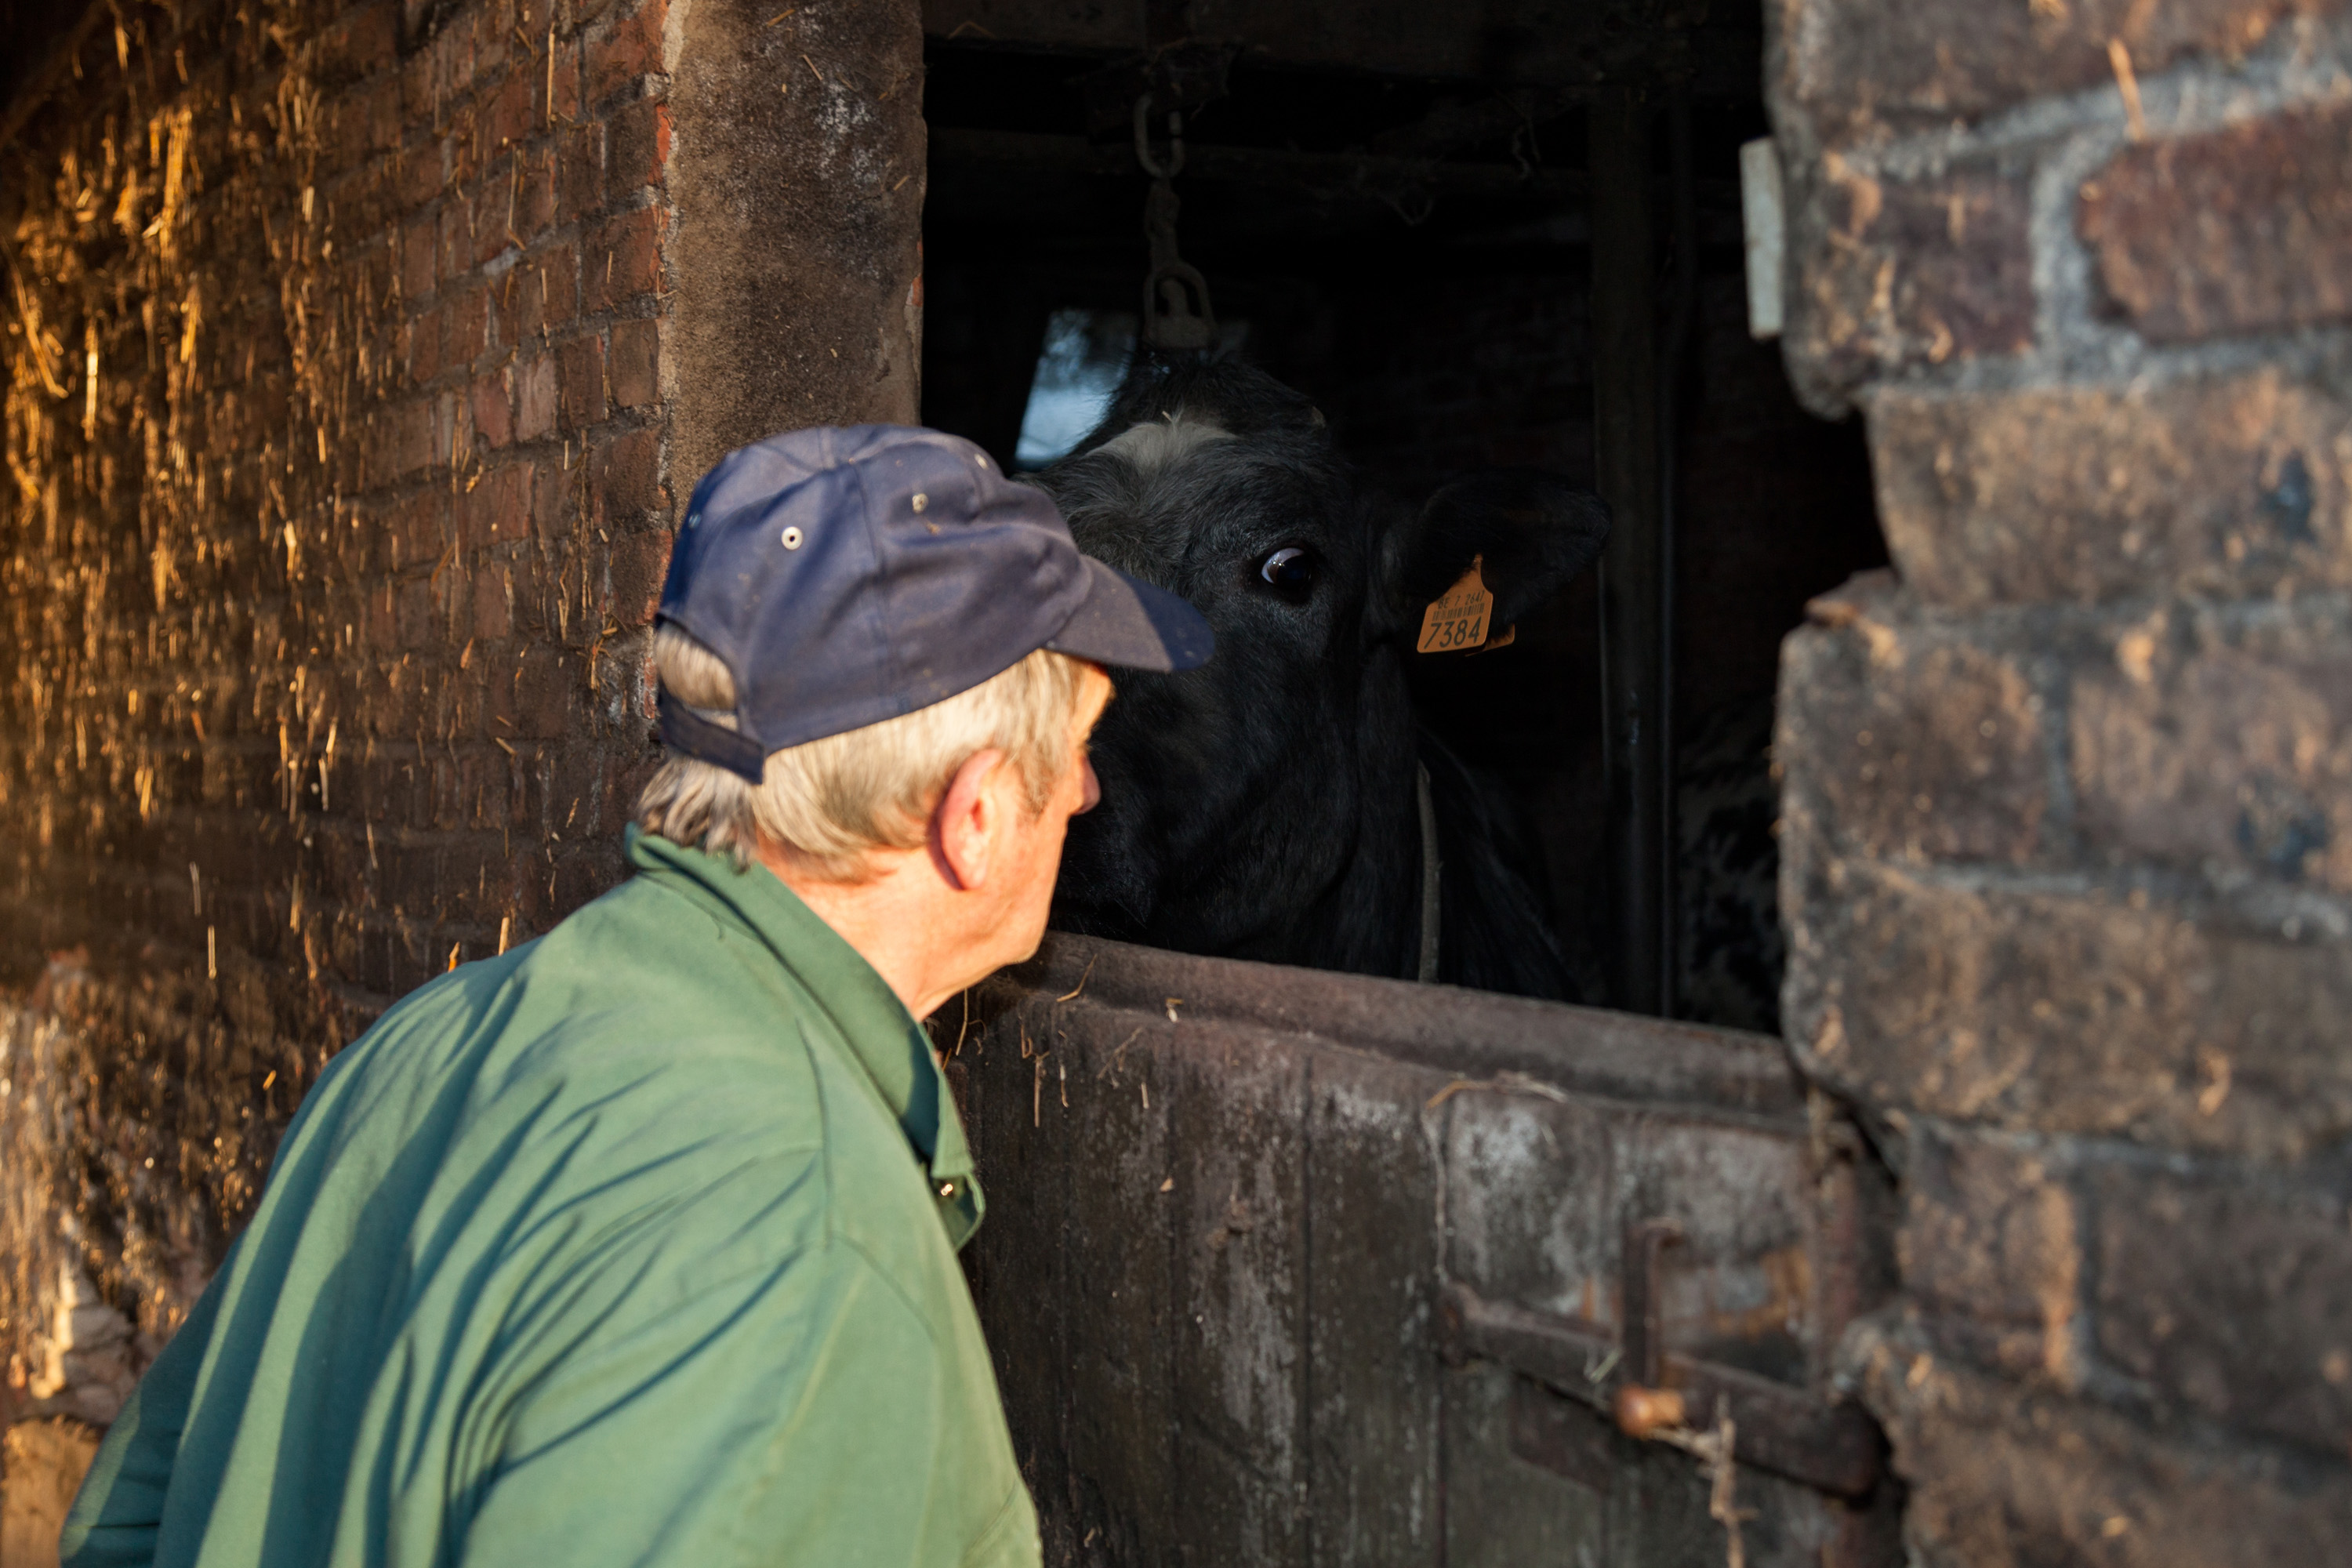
[1032, 357, 1610, 1000]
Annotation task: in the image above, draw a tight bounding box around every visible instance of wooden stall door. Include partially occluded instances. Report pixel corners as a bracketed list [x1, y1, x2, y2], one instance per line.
[949, 937, 1901, 1567]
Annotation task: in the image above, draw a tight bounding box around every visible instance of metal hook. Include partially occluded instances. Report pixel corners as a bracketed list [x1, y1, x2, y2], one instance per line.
[1133, 92, 1185, 180]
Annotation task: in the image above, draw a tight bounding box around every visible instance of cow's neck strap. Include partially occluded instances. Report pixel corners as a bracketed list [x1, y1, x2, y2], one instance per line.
[1416, 760, 1442, 984]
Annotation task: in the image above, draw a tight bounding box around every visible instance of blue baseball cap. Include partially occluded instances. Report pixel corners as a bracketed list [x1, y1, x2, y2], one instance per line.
[655, 425, 1213, 782]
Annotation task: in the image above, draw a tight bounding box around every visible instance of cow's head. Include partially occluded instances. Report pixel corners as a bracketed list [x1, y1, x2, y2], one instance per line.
[1031, 357, 1610, 958]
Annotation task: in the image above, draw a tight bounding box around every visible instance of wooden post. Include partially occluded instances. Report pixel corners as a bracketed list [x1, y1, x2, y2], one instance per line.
[1590, 85, 1668, 1016]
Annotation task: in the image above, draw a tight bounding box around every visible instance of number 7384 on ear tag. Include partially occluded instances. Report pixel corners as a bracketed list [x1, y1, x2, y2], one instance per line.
[1417, 554, 1505, 653]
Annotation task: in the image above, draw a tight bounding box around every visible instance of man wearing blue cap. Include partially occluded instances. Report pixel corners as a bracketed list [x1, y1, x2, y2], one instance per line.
[60, 427, 1213, 1568]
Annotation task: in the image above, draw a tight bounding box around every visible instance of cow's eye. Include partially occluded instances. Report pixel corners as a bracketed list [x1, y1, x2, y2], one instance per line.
[1258, 546, 1315, 600]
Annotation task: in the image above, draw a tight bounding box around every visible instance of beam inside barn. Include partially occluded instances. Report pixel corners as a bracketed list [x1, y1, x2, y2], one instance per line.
[926, 128, 1593, 205]
[1589, 85, 1669, 1016]
[920, 0, 1762, 96]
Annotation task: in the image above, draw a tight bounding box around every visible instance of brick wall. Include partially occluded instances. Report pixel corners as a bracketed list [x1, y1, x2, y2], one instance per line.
[0, 0, 920, 1473]
[1768, 2, 2352, 1559]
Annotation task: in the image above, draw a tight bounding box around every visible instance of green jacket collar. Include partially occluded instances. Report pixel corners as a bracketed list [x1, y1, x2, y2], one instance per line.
[623, 828, 981, 1241]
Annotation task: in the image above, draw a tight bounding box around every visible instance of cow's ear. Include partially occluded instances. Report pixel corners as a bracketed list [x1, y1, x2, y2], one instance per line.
[1386, 471, 1611, 632]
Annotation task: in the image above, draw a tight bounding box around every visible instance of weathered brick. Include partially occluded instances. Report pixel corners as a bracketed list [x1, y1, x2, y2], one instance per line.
[408, 302, 446, 384]
[332, 166, 394, 248]
[2093, 1165, 2352, 1454]
[605, 96, 671, 200]
[471, 562, 515, 644]
[587, 0, 667, 106]
[606, 531, 672, 630]
[1844, 1314, 2352, 1568]
[459, 463, 532, 553]
[362, 581, 399, 648]
[428, 753, 466, 831]
[470, 371, 514, 450]
[390, 488, 448, 570]
[531, 460, 573, 539]
[311, 0, 400, 86]
[1868, 371, 2352, 608]
[434, 390, 464, 474]
[608, 317, 659, 409]
[333, 74, 403, 169]
[437, 198, 472, 285]
[556, 334, 605, 431]
[543, 240, 582, 325]
[591, 425, 663, 521]
[1783, 856, 2352, 1158]
[401, 44, 439, 125]
[483, 67, 537, 152]
[514, 150, 557, 245]
[516, 645, 583, 735]
[2080, 101, 2352, 343]
[1769, 0, 2343, 142]
[1779, 577, 2049, 866]
[380, 398, 437, 479]
[468, 4, 513, 82]
[1784, 158, 2034, 401]
[515, 351, 557, 442]
[397, 576, 439, 650]
[499, 241, 577, 346]
[395, 137, 444, 212]
[1898, 1127, 2081, 1387]
[473, 180, 518, 267]
[2071, 616, 2352, 891]
[547, 36, 583, 125]
[448, 103, 491, 193]
[584, 205, 662, 314]
[401, 209, 438, 295]
[557, 122, 604, 223]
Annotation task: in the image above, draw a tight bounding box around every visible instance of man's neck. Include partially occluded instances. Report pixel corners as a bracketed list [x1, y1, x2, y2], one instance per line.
[756, 843, 958, 1020]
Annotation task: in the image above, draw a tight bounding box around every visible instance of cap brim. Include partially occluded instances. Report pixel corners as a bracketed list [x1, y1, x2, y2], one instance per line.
[1045, 558, 1214, 673]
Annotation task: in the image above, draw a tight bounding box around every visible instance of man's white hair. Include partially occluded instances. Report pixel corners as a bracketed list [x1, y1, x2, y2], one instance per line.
[634, 626, 1087, 880]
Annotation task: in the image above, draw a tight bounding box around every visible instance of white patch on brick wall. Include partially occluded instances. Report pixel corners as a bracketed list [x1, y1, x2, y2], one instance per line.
[3, 962, 203, 1434]
[25, 1261, 136, 1427]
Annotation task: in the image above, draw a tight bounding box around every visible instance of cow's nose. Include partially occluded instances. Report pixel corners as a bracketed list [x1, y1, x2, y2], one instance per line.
[1079, 757, 1102, 815]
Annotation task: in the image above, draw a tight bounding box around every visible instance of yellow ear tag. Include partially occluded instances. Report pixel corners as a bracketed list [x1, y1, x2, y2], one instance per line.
[1417, 555, 1496, 653]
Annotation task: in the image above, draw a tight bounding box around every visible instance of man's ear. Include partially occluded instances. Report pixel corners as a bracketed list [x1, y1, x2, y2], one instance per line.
[1384, 471, 1612, 633]
[931, 748, 1007, 891]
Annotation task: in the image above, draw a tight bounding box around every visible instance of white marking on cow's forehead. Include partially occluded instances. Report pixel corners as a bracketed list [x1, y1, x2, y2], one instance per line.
[1096, 408, 1234, 474]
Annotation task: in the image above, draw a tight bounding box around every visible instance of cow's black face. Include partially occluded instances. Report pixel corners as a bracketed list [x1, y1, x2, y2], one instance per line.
[1033, 357, 1609, 968]
[1039, 406, 1377, 953]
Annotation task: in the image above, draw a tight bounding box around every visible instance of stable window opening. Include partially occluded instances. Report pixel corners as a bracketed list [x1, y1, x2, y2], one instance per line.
[919, 25, 1885, 1034]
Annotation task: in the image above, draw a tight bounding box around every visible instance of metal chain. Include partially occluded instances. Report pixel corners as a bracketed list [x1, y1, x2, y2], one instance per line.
[1133, 92, 1217, 352]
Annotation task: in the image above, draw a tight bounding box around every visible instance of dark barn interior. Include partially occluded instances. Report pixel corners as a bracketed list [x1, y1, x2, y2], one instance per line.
[916, 11, 1885, 1030]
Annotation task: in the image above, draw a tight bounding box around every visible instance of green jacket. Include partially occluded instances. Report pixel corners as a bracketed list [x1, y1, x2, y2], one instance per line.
[61, 829, 1040, 1568]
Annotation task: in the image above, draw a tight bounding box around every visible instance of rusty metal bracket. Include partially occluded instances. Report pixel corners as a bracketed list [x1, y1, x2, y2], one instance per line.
[1621, 1215, 1682, 1389]
[1436, 1279, 1883, 1499]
